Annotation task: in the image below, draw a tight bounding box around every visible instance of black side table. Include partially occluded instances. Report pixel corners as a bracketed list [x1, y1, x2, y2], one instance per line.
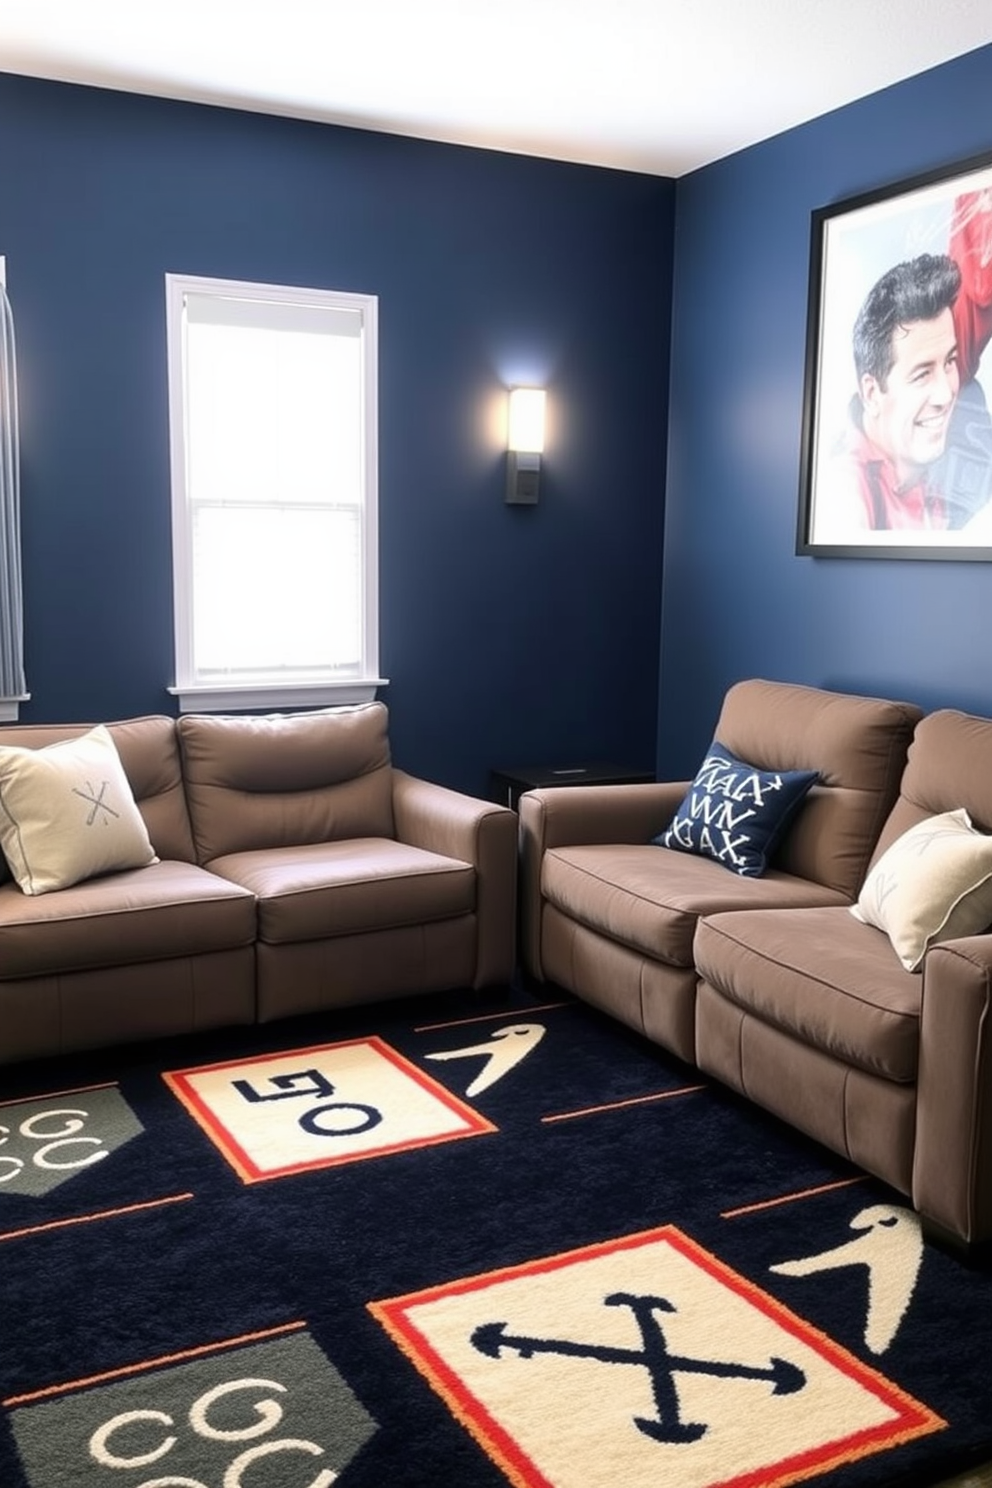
[490, 763, 655, 812]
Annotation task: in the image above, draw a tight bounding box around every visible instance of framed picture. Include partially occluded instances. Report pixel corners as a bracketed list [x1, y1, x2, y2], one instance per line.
[797, 151, 992, 559]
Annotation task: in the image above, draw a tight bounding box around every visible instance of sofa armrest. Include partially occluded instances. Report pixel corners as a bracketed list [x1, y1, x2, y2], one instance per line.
[913, 935, 992, 1246]
[518, 782, 686, 981]
[391, 769, 517, 989]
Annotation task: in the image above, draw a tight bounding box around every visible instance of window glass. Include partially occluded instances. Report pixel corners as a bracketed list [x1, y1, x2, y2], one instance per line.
[165, 275, 381, 711]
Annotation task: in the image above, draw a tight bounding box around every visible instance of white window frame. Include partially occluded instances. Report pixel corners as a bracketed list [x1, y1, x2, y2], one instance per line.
[165, 272, 385, 713]
[0, 254, 30, 722]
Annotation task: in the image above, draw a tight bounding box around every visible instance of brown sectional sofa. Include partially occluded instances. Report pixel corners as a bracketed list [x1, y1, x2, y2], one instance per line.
[0, 702, 516, 1065]
[519, 679, 992, 1252]
[694, 705, 992, 1253]
[10, 677, 992, 1251]
[520, 680, 921, 1061]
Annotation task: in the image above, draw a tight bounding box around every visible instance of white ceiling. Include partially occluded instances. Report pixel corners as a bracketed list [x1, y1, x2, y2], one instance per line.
[2, 0, 992, 177]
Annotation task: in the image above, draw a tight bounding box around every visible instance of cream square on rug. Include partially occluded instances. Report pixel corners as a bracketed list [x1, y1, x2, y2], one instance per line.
[164, 1038, 495, 1181]
[371, 1225, 943, 1488]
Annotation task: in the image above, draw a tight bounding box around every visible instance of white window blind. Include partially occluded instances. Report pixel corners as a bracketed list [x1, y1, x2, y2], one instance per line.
[165, 275, 383, 712]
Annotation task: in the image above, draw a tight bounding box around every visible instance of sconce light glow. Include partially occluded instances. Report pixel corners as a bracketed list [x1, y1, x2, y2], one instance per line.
[508, 387, 546, 452]
[506, 387, 546, 504]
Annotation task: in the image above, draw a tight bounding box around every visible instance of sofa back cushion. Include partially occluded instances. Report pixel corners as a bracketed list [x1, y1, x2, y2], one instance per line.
[178, 702, 395, 864]
[711, 680, 922, 898]
[868, 709, 992, 867]
[0, 715, 196, 885]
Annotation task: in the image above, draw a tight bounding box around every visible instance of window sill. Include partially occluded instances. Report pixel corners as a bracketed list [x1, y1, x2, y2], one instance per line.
[168, 679, 389, 714]
[0, 695, 30, 723]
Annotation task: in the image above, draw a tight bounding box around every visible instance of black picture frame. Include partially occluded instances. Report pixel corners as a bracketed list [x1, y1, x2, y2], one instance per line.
[797, 151, 992, 559]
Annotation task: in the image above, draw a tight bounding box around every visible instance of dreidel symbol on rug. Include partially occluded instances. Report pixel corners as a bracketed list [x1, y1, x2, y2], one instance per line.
[770, 1204, 924, 1355]
[425, 1022, 545, 1095]
[471, 1290, 806, 1444]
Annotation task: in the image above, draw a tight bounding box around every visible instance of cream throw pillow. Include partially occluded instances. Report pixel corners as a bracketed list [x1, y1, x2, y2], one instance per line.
[0, 724, 158, 895]
[851, 807, 992, 971]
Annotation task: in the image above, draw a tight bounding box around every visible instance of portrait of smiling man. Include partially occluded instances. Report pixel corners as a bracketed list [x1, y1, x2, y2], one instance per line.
[829, 252, 962, 532]
[810, 187, 992, 541]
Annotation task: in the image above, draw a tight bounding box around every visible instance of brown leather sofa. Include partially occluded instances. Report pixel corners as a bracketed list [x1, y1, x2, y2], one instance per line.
[0, 702, 517, 1065]
[694, 706, 992, 1252]
[520, 680, 921, 1061]
[517, 679, 992, 1250]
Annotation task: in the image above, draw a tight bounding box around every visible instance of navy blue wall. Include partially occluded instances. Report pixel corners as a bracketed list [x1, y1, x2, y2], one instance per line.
[660, 43, 992, 777]
[0, 72, 673, 796]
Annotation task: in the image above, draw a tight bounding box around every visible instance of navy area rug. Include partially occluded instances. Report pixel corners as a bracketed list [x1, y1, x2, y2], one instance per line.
[1, 981, 990, 1488]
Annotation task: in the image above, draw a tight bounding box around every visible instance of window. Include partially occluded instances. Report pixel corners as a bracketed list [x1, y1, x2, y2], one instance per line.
[165, 274, 383, 712]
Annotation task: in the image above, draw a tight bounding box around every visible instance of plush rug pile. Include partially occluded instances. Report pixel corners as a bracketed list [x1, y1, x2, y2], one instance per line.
[1, 982, 991, 1487]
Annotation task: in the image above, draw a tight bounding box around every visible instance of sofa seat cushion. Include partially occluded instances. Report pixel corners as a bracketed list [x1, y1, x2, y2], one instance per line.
[0, 860, 256, 979]
[206, 838, 475, 945]
[541, 845, 850, 969]
[694, 905, 921, 1082]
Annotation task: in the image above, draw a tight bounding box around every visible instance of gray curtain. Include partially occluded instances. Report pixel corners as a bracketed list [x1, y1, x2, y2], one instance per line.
[0, 282, 26, 704]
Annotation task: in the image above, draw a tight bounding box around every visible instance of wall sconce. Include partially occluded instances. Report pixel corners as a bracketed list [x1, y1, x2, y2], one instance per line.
[506, 386, 546, 505]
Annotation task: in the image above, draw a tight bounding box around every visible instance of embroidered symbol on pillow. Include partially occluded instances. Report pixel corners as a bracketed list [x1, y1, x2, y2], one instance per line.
[72, 779, 120, 826]
[655, 742, 818, 877]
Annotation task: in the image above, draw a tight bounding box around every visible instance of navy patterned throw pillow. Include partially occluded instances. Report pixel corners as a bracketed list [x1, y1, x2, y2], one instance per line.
[655, 741, 818, 877]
